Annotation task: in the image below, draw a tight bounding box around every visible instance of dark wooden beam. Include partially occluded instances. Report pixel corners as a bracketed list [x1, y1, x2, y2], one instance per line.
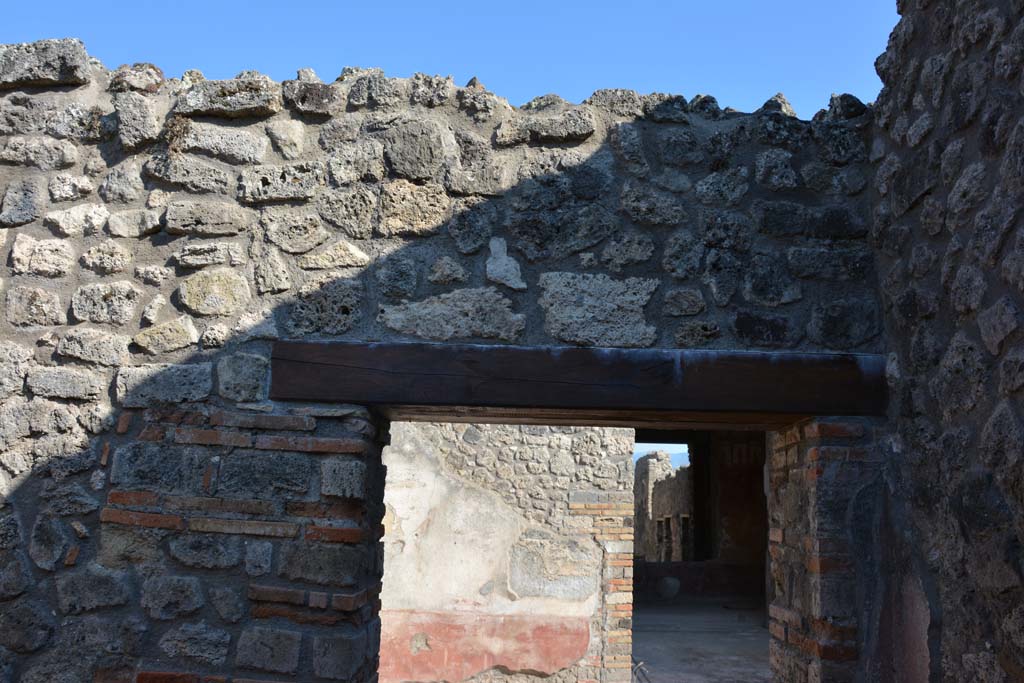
[270, 341, 886, 428]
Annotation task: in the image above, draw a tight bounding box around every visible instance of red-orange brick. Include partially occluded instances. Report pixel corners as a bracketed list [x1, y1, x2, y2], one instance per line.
[173, 427, 253, 448]
[249, 584, 305, 605]
[253, 434, 366, 454]
[107, 490, 160, 507]
[305, 526, 365, 543]
[100, 507, 184, 530]
[188, 517, 299, 538]
[210, 410, 315, 431]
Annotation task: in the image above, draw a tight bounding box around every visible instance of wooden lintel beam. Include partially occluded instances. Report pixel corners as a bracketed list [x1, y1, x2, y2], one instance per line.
[270, 341, 887, 424]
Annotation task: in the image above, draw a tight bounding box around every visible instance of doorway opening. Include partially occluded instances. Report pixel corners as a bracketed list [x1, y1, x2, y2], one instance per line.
[373, 421, 773, 683]
[377, 421, 636, 683]
[271, 339, 888, 682]
[632, 431, 770, 683]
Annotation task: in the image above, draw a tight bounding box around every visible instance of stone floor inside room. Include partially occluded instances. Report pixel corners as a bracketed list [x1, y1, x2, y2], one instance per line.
[631, 597, 770, 683]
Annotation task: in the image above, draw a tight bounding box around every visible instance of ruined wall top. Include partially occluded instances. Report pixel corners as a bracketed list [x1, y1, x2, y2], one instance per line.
[0, 37, 881, 372]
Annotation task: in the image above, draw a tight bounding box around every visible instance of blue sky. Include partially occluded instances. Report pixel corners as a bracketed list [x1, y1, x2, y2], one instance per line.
[4, 1, 898, 118]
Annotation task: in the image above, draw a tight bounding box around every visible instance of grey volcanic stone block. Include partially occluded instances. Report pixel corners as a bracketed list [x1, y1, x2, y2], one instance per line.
[0, 550, 31, 600]
[106, 208, 161, 237]
[28, 516, 68, 571]
[0, 598, 53, 653]
[159, 622, 231, 666]
[165, 200, 250, 236]
[0, 39, 90, 88]
[141, 575, 204, 619]
[169, 534, 242, 569]
[27, 367, 105, 400]
[539, 273, 659, 347]
[210, 586, 245, 623]
[176, 77, 283, 118]
[177, 270, 250, 317]
[179, 121, 269, 165]
[110, 443, 207, 494]
[313, 631, 368, 680]
[0, 136, 78, 169]
[287, 278, 362, 336]
[283, 79, 342, 115]
[236, 626, 301, 674]
[217, 352, 269, 402]
[143, 153, 233, 193]
[115, 363, 212, 407]
[263, 209, 329, 253]
[71, 281, 142, 326]
[382, 119, 448, 181]
[238, 161, 323, 204]
[113, 91, 160, 150]
[0, 177, 45, 227]
[277, 541, 366, 587]
[54, 563, 130, 614]
[245, 541, 273, 577]
[378, 287, 525, 342]
[218, 450, 311, 500]
[321, 458, 367, 499]
[5, 286, 65, 326]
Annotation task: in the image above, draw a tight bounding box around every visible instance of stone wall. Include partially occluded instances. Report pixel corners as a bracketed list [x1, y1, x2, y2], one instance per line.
[870, 0, 1024, 679]
[633, 451, 692, 563]
[379, 423, 633, 683]
[766, 418, 886, 682]
[0, 34, 891, 683]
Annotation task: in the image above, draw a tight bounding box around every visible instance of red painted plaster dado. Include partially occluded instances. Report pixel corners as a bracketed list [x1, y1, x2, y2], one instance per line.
[379, 609, 592, 681]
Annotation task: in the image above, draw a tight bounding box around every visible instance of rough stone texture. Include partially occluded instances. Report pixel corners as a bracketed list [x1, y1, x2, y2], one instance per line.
[0, 31, 978, 683]
[133, 315, 199, 354]
[81, 239, 132, 274]
[27, 367, 104, 400]
[168, 534, 242, 569]
[867, 2, 1024, 681]
[57, 328, 131, 365]
[263, 209, 329, 253]
[0, 39, 90, 89]
[378, 179, 451, 236]
[486, 237, 527, 290]
[178, 268, 251, 316]
[6, 286, 65, 326]
[321, 458, 367, 499]
[165, 201, 249, 236]
[236, 627, 301, 674]
[379, 288, 526, 342]
[106, 208, 161, 237]
[178, 120, 270, 165]
[0, 177, 44, 227]
[71, 281, 141, 325]
[238, 162, 323, 204]
[539, 273, 659, 347]
[10, 234, 73, 277]
[54, 564, 130, 613]
[44, 203, 109, 236]
[113, 92, 160, 150]
[143, 153, 233, 193]
[158, 622, 231, 666]
[176, 76, 283, 118]
[216, 352, 269, 402]
[141, 575, 204, 619]
[115, 363, 212, 407]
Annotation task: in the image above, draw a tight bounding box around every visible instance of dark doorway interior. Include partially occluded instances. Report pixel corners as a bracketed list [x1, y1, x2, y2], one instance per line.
[632, 430, 769, 682]
[634, 430, 768, 598]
